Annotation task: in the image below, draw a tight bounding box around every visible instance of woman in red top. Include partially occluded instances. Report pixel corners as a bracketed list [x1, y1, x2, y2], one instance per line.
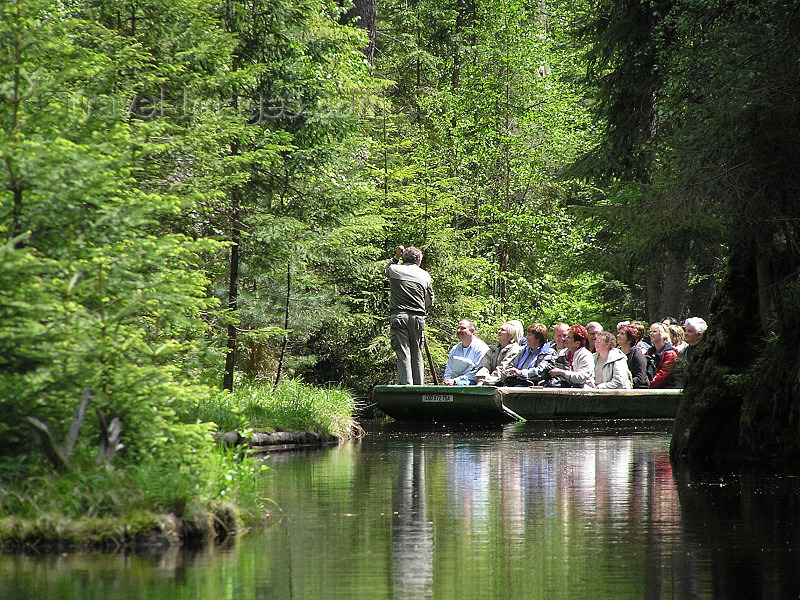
[647, 322, 678, 388]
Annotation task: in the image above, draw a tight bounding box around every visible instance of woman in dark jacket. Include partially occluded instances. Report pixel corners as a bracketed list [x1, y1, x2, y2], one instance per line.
[616, 324, 649, 388]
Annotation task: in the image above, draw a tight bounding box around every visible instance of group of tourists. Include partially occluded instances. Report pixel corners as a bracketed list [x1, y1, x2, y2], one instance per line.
[385, 245, 708, 389]
[444, 317, 706, 389]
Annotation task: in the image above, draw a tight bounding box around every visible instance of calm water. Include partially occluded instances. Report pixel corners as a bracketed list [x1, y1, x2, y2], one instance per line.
[3, 420, 800, 599]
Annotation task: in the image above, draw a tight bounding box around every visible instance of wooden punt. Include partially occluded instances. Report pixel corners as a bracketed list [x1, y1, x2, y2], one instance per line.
[373, 385, 682, 423]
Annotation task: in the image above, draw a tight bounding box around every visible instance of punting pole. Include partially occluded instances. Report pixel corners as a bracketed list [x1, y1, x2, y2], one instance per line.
[423, 336, 439, 385]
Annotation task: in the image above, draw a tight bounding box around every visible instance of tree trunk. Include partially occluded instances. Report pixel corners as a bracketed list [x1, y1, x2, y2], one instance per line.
[339, 0, 376, 65]
[274, 262, 291, 387]
[645, 267, 661, 323]
[11, 185, 23, 245]
[658, 253, 690, 320]
[755, 235, 776, 331]
[223, 186, 241, 392]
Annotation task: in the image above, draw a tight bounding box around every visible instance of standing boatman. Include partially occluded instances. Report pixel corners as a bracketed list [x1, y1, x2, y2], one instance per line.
[385, 245, 434, 385]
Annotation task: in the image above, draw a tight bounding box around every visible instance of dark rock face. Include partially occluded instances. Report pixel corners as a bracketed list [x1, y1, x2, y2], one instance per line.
[671, 242, 800, 470]
[669, 244, 751, 464]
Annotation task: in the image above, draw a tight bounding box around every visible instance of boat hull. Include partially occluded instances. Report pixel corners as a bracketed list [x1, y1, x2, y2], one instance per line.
[498, 387, 681, 420]
[374, 385, 682, 423]
[373, 385, 518, 423]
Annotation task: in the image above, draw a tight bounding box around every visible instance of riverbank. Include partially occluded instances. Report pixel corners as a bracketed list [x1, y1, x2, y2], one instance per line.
[0, 502, 240, 553]
[0, 380, 360, 553]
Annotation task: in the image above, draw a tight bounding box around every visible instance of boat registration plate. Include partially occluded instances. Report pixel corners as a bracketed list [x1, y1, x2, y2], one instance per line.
[422, 394, 454, 403]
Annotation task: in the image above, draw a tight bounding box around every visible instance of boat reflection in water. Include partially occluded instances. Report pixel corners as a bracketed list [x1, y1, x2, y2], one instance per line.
[386, 422, 684, 598]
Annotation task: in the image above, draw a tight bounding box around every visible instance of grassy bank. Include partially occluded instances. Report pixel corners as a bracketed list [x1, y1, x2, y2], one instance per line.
[1, 380, 359, 552]
[179, 379, 361, 440]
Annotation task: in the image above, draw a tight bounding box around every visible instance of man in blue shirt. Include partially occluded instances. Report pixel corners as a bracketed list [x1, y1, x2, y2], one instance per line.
[443, 319, 489, 386]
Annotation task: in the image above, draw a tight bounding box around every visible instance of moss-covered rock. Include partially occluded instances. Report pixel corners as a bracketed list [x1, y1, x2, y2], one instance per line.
[671, 245, 754, 463]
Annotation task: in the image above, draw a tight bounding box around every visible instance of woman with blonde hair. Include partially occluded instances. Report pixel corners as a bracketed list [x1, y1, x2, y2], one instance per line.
[475, 321, 522, 385]
[668, 323, 687, 352]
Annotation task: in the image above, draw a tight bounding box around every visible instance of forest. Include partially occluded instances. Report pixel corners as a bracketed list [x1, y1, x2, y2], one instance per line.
[2, 0, 800, 530]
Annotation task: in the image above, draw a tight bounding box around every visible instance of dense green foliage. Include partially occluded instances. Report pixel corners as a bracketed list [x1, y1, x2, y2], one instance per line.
[303, 0, 631, 392]
[0, 0, 371, 530]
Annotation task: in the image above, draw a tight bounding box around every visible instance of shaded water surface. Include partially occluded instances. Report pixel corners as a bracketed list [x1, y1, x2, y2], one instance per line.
[2, 420, 800, 599]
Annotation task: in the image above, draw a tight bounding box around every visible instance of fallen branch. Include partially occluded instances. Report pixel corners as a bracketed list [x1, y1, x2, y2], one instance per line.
[25, 388, 123, 471]
[23, 416, 71, 472]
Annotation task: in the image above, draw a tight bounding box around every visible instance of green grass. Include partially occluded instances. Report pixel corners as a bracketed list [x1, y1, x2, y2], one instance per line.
[0, 444, 268, 550]
[182, 379, 360, 440]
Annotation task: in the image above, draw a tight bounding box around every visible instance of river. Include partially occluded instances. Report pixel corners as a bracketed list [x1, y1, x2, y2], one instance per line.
[2, 420, 799, 599]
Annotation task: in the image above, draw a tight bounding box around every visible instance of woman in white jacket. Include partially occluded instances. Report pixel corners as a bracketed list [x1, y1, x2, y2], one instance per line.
[591, 331, 632, 389]
[547, 324, 594, 387]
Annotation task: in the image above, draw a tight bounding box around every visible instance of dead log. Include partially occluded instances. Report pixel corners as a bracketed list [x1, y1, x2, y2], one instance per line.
[23, 416, 72, 472]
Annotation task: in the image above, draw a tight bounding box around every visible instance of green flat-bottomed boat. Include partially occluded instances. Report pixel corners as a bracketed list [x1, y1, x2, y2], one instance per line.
[373, 385, 683, 423]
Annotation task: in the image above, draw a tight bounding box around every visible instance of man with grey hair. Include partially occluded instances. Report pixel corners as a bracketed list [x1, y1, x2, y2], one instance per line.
[680, 317, 707, 361]
[585, 321, 603, 353]
[675, 317, 708, 387]
[385, 245, 434, 385]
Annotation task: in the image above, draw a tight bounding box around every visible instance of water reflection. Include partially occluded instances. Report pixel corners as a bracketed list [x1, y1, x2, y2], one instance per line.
[2, 422, 800, 599]
[673, 464, 800, 599]
[384, 423, 686, 599]
[393, 446, 434, 598]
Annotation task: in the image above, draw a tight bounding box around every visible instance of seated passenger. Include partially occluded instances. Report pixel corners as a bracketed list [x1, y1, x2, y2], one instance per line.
[674, 317, 708, 387]
[590, 331, 632, 389]
[475, 321, 523, 386]
[547, 324, 594, 388]
[443, 319, 490, 386]
[503, 323, 557, 386]
[680, 317, 707, 362]
[585, 321, 603, 353]
[616, 324, 649, 388]
[551, 322, 569, 356]
[632, 321, 651, 353]
[668, 323, 687, 353]
[646, 322, 678, 388]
